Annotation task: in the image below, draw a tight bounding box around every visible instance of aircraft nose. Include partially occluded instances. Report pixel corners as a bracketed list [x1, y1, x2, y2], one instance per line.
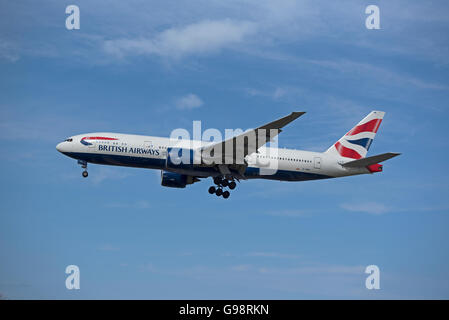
[56, 142, 64, 152]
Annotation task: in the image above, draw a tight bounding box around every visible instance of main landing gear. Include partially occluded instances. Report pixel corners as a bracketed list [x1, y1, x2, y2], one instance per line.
[208, 177, 236, 199]
[78, 160, 88, 178]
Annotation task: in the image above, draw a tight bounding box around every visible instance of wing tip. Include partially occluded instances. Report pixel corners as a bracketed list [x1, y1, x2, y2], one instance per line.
[291, 111, 306, 117]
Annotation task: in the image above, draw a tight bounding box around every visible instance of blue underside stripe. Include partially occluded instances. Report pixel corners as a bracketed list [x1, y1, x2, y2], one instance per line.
[62, 152, 331, 182]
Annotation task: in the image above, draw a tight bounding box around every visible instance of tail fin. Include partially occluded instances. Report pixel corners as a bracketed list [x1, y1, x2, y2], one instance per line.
[325, 111, 385, 159]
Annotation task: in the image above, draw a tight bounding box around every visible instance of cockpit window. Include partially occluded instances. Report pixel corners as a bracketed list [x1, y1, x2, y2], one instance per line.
[65, 138, 73, 142]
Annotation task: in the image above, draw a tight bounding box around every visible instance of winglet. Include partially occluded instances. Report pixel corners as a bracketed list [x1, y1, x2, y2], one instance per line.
[259, 111, 305, 130]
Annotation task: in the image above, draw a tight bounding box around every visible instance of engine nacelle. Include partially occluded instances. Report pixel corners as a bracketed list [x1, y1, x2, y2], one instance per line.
[161, 171, 187, 188]
[160, 171, 199, 188]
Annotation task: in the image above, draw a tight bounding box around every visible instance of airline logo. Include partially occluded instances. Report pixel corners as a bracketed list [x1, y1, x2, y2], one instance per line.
[334, 115, 383, 159]
[80, 136, 118, 146]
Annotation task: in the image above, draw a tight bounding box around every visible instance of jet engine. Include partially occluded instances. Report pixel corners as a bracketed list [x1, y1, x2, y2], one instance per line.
[160, 171, 198, 188]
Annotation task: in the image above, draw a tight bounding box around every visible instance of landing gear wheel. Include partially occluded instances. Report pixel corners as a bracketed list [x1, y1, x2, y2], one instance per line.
[208, 186, 216, 194]
[216, 188, 223, 196]
[222, 191, 230, 199]
[82, 170, 88, 178]
[221, 179, 229, 187]
[229, 181, 236, 190]
[213, 177, 221, 185]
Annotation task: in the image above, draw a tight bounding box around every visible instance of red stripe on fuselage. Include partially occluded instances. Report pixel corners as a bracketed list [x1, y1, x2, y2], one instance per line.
[334, 141, 362, 159]
[346, 118, 382, 136]
[82, 137, 118, 141]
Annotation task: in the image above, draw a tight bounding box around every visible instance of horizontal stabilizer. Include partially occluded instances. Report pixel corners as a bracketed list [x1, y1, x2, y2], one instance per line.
[342, 152, 400, 168]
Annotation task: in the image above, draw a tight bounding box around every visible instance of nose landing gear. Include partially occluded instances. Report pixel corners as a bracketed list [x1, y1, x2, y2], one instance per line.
[78, 160, 88, 178]
[209, 177, 236, 199]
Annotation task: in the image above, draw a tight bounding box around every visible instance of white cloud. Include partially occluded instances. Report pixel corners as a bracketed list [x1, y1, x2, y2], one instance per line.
[91, 167, 132, 184]
[0, 41, 19, 62]
[175, 93, 203, 110]
[140, 263, 158, 273]
[273, 87, 287, 99]
[257, 264, 365, 276]
[222, 251, 301, 259]
[265, 209, 308, 217]
[246, 86, 293, 100]
[340, 202, 391, 215]
[5, 1, 449, 68]
[306, 58, 449, 92]
[230, 264, 252, 272]
[247, 252, 301, 259]
[103, 19, 257, 59]
[245, 53, 449, 93]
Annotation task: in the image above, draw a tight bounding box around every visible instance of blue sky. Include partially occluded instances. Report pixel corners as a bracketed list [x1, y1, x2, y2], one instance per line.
[1, 0, 449, 299]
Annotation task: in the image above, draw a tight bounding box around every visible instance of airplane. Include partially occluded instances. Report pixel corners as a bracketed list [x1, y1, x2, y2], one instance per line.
[56, 111, 400, 199]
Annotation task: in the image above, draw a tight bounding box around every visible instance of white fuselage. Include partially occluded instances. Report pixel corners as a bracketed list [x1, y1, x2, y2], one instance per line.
[56, 132, 370, 182]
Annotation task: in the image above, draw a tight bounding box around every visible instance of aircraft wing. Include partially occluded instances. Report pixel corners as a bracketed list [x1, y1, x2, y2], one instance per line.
[200, 112, 305, 166]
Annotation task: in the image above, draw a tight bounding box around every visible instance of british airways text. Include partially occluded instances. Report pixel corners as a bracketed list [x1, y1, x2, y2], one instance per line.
[98, 145, 160, 155]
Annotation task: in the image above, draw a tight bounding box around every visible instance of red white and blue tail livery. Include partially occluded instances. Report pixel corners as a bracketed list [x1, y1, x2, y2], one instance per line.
[325, 111, 384, 160]
[56, 111, 400, 199]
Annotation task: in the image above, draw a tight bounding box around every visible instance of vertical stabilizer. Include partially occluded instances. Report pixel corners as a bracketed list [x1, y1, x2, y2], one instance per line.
[325, 111, 385, 159]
